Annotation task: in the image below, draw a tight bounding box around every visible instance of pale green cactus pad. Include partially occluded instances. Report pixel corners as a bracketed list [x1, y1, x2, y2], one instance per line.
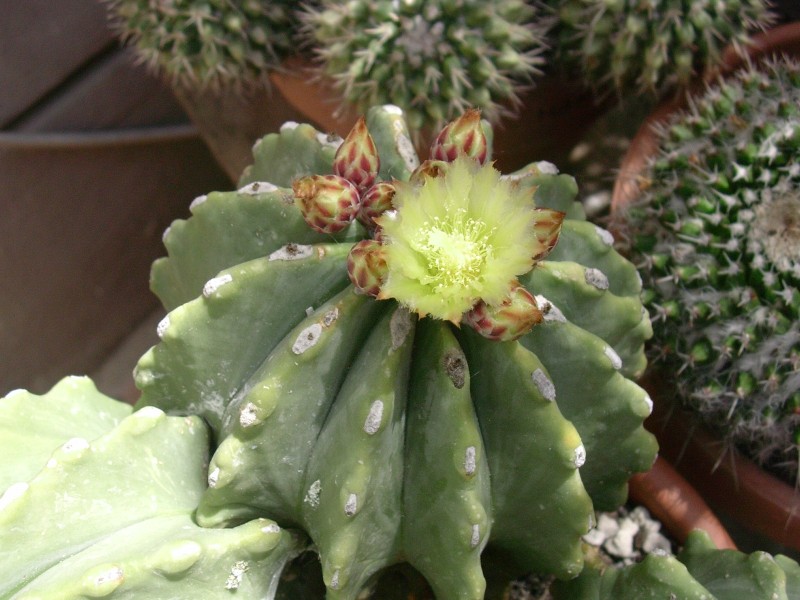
[135, 105, 657, 598]
[551, 530, 800, 600]
[0, 382, 304, 599]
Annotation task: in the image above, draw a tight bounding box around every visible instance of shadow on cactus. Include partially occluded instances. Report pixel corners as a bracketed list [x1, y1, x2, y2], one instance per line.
[133, 104, 656, 597]
[622, 58, 800, 485]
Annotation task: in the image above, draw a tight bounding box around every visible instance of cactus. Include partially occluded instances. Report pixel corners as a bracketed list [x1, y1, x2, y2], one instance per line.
[132, 105, 656, 598]
[104, 0, 300, 88]
[551, 530, 800, 599]
[624, 58, 800, 483]
[0, 378, 305, 598]
[553, 0, 772, 97]
[300, 0, 549, 134]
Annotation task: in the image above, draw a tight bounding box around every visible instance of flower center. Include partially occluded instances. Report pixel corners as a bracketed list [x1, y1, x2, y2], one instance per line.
[418, 211, 492, 291]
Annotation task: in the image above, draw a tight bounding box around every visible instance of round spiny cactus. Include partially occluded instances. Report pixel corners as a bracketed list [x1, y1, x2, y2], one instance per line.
[554, 0, 772, 98]
[134, 106, 656, 598]
[626, 58, 800, 483]
[105, 0, 300, 88]
[301, 0, 549, 134]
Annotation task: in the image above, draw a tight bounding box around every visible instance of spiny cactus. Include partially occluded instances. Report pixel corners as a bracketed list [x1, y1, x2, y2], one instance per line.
[624, 58, 800, 483]
[300, 0, 549, 134]
[551, 530, 800, 599]
[134, 105, 656, 598]
[0, 378, 304, 598]
[105, 0, 300, 88]
[553, 0, 772, 98]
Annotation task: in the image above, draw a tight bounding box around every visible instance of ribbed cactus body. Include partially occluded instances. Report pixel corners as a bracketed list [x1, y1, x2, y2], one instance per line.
[0, 378, 303, 598]
[554, 0, 771, 97]
[135, 105, 656, 597]
[105, 0, 299, 87]
[302, 0, 548, 133]
[627, 59, 800, 482]
[552, 530, 800, 599]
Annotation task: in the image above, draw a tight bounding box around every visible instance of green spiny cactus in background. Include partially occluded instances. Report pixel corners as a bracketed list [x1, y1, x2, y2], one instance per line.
[553, 0, 772, 98]
[624, 58, 800, 484]
[134, 105, 657, 598]
[0, 378, 305, 598]
[551, 530, 800, 599]
[300, 0, 549, 134]
[104, 0, 300, 88]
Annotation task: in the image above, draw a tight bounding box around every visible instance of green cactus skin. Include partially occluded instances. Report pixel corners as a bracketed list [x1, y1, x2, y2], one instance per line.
[553, 0, 771, 97]
[134, 105, 656, 598]
[0, 382, 305, 599]
[625, 59, 800, 484]
[551, 530, 800, 599]
[104, 0, 300, 88]
[301, 0, 549, 134]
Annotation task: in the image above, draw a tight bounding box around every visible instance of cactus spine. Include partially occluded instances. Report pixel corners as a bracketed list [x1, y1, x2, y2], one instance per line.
[301, 0, 549, 133]
[554, 0, 772, 97]
[626, 58, 800, 483]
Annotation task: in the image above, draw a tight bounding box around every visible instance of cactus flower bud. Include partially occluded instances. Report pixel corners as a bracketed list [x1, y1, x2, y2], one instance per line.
[333, 116, 380, 192]
[531, 208, 566, 261]
[293, 174, 360, 234]
[347, 239, 388, 297]
[429, 109, 488, 164]
[409, 160, 451, 185]
[462, 283, 544, 341]
[357, 181, 396, 230]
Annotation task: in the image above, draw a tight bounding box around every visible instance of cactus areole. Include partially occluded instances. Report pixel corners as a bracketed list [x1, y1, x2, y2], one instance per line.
[135, 105, 656, 598]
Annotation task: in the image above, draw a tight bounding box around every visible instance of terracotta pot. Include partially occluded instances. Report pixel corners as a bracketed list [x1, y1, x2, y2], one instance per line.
[610, 23, 800, 553]
[270, 58, 611, 172]
[0, 125, 229, 398]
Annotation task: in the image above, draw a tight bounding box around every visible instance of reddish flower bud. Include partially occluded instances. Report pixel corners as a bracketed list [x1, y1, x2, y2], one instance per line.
[357, 181, 396, 230]
[462, 283, 543, 341]
[293, 174, 360, 234]
[429, 109, 488, 165]
[531, 208, 566, 262]
[409, 159, 450, 185]
[333, 116, 380, 193]
[347, 239, 388, 297]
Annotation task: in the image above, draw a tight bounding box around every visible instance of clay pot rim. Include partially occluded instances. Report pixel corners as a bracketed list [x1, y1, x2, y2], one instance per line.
[0, 124, 200, 150]
[611, 21, 800, 212]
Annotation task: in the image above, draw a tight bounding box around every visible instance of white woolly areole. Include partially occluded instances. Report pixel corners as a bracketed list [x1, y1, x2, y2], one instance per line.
[93, 567, 124, 587]
[363, 400, 384, 435]
[322, 308, 339, 327]
[585, 267, 610, 291]
[331, 569, 341, 590]
[595, 225, 615, 246]
[464, 446, 477, 476]
[470, 524, 481, 548]
[0, 482, 28, 511]
[305, 306, 315, 316]
[208, 467, 220, 488]
[268, 243, 313, 261]
[535, 161, 559, 175]
[643, 394, 653, 415]
[161, 225, 171, 243]
[225, 561, 249, 590]
[136, 405, 165, 419]
[573, 444, 587, 468]
[382, 104, 404, 115]
[535, 295, 567, 323]
[239, 402, 258, 428]
[203, 273, 233, 298]
[280, 121, 299, 131]
[532, 369, 556, 402]
[344, 493, 358, 516]
[305, 480, 322, 508]
[261, 523, 281, 534]
[238, 181, 278, 195]
[156, 315, 170, 339]
[189, 194, 207, 210]
[292, 323, 323, 355]
[316, 131, 343, 150]
[62, 437, 90, 453]
[604, 346, 623, 371]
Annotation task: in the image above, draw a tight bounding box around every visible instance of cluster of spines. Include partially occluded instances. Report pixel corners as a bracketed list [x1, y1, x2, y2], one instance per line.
[301, 0, 549, 133]
[104, 0, 299, 88]
[628, 59, 800, 482]
[553, 0, 772, 98]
